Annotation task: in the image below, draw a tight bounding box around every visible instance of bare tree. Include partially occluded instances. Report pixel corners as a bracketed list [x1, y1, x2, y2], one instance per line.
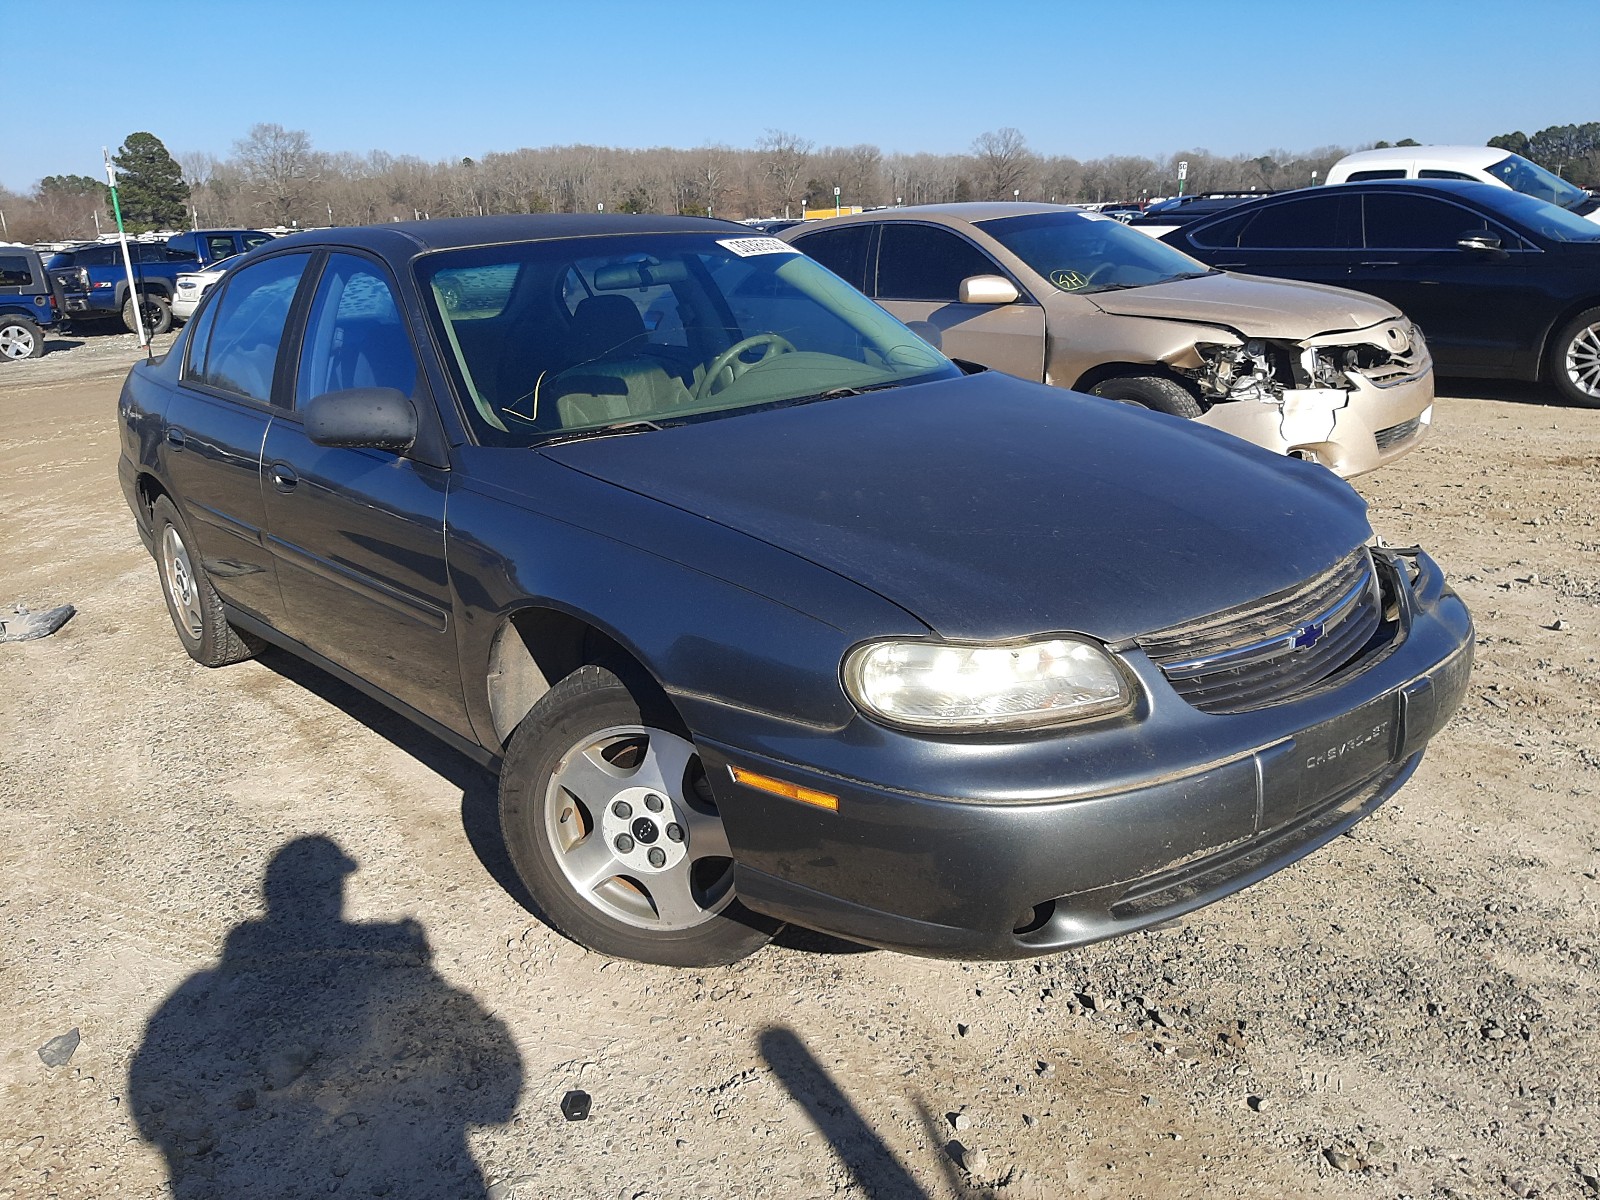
[758, 129, 813, 218]
[972, 127, 1033, 199]
[233, 124, 320, 225]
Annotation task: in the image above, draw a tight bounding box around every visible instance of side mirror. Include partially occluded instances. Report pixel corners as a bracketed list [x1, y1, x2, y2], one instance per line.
[304, 387, 418, 453]
[958, 274, 1020, 305]
[1456, 231, 1504, 254]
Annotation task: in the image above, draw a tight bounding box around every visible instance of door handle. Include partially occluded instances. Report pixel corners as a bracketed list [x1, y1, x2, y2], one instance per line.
[1357, 261, 1400, 268]
[269, 464, 299, 493]
[165, 427, 186, 449]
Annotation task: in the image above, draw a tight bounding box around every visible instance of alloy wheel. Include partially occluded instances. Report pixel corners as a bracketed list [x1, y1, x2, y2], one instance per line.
[160, 525, 204, 641]
[1564, 320, 1600, 399]
[0, 325, 36, 359]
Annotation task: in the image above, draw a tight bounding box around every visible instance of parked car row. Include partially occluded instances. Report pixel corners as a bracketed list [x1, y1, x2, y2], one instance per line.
[119, 213, 1474, 967]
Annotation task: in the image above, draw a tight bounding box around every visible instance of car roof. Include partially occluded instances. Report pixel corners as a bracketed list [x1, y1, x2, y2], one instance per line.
[1334, 145, 1506, 169]
[789, 202, 1081, 231]
[265, 213, 749, 259]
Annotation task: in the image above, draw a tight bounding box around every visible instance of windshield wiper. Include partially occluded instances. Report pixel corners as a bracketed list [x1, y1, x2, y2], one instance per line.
[782, 380, 909, 406]
[535, 419, 665, 447]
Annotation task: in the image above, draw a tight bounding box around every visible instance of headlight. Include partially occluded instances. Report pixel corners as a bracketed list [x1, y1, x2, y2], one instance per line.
[842, 636, 1133, 731]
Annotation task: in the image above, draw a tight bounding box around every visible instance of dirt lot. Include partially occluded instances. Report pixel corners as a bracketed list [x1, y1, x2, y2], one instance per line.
[3, 335, 1598, 1200]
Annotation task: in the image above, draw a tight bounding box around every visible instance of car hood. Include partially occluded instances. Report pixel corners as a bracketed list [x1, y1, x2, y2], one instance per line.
[541, 373, 1372, 642]
[1079, 272, 1403, 339]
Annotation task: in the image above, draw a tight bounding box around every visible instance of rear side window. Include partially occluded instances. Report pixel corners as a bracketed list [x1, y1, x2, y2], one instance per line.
[295, 254, 418, 407]
[190, 253, 310, 404]
[1419, 170, 1478, 182]
[0, 255, 35, 287]
[1362, 194, 1491, 250]
[875, 224, 1001, 302]
[1346, 169, 1407, 181]
[1233, 194, 1358, 249]
[792, 224, 873, 291]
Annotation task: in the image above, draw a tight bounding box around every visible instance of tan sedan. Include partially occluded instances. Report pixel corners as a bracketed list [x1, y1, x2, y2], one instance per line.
[783, 203, 1434, 477]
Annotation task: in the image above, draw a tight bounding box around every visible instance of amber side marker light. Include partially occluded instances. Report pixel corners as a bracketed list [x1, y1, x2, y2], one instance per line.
[728, 766, 839, 812]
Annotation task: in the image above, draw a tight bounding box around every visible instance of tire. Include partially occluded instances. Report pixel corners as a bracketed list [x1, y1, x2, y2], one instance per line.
[0, 314, 45, 360]
[499, 665, 780, 966]
[123, 293, 173, 336]
[150, 495, 263, 667]
[1548, 306, 1600, 408]
[1090, 374, 1204, 419]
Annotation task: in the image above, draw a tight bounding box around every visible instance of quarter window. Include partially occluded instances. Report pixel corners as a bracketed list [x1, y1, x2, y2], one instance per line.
[295, 255, 418, 407]
[0, 255, 35, 287]
[874, 224, 1002, 302]
[192, 253, 310, 404]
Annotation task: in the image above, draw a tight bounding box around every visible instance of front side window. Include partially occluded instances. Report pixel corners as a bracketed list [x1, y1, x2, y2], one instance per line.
[295, 254, 418, 407]
[1363, 194, 1491, 250]
[191, 253, 309, 404]
[418, 232, 956, 446]
[980, 211, 1214, 292]
[874, 224, 1001, 301]
[242, 233, 274, 251]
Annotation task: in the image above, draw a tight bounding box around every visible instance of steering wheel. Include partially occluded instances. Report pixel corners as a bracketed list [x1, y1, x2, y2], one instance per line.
[695, 333, 796, 401]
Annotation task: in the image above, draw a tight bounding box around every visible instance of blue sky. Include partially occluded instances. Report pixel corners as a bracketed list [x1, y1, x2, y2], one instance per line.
[11, 0, 1599, 190]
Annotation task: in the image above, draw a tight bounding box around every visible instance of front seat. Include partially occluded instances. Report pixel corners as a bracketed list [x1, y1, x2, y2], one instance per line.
[550, 296, 685, 428]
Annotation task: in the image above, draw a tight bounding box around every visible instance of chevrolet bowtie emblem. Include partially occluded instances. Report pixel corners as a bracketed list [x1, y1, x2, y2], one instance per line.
[1293, 622, 1325, 649]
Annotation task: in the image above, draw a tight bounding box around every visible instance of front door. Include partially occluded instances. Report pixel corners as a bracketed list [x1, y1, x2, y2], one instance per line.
[871, 222, 1046, 380]
[260, 252, 467, 736]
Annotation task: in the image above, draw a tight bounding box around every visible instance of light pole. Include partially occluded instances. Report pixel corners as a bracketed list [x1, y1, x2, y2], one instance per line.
[1311, 169, 1319, 187]
[1013, 189, 1020, 202]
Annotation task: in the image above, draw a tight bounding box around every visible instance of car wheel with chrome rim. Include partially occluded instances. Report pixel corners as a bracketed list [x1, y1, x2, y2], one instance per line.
[1550, 305, 1600, 408]
[499, 665, 780, 966]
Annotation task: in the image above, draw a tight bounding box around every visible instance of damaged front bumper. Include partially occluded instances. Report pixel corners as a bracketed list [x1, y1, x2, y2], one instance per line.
[1190, 323, 1435, 478]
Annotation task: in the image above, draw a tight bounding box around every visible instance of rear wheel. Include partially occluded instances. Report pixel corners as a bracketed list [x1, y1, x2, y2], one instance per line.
[1549, 306, 1600, 408]
[150, 495, 262, 666]
[123, 293, 173, 336]
[499, 665, 779, 966]
[1090, 374, 1204, 419]
[0, 314, 45, 360]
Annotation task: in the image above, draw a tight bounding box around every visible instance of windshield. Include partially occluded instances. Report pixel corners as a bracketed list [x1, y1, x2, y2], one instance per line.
[1486, 153, 1590, 211]
[978, 211, 1214, 294]
[418, 232, 957, 446]
[1486, 188, 1600, 243]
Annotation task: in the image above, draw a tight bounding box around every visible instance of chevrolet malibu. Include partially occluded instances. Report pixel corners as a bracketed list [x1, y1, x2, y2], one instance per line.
[785, 203, 1436, 477]
[117, 215, 1473, 966]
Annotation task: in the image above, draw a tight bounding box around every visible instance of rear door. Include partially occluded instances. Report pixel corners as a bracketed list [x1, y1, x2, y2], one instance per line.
[869, 222, 1045, 379]
[163, 251, 314, 625]
[259, 251, 465, 733]
[1351, 191, 1534, 371]
[1182, 192, 1361, 288]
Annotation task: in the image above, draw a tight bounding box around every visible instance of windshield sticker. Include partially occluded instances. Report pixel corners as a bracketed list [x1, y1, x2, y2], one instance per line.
[1049, 268, 1090, 291]
[717, 237, 801, 258]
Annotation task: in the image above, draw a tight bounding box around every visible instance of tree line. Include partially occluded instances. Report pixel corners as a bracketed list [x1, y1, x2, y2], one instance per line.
[3, 120, 1594, 244]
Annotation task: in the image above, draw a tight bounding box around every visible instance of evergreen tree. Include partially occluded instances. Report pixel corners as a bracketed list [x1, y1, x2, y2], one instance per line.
[112, 132, 190, 231]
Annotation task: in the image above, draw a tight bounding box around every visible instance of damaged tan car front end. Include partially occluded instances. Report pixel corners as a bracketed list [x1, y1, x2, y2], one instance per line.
[1152, 316, 1433, 477]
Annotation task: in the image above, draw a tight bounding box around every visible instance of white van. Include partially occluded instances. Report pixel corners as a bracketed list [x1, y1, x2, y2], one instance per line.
[1325, 146, 1600, 223]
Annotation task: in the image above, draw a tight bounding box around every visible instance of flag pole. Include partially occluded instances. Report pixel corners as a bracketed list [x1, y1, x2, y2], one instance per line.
[104, 148, 149, 349]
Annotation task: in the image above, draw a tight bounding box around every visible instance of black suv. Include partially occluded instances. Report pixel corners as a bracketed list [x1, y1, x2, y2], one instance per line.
[0, 244, 65, 360]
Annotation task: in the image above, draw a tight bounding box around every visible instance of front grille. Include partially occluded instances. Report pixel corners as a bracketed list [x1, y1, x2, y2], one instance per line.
[1139, 549, 1383, 714]
[1374, 416, 1421, 451]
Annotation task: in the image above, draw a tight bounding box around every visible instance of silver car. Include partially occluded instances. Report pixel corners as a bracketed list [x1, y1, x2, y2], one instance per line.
[785, 203, 1435, 477]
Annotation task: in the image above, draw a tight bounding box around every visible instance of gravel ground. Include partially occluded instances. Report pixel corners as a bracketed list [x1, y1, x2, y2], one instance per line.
[2, 336, 1598, 1200]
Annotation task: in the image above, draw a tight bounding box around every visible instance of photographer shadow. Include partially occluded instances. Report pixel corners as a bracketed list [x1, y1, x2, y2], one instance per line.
[129, 836, 522, 1199]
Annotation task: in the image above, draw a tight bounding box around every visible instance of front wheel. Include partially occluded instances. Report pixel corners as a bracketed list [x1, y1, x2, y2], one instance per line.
[1089, 374, 1204, 419]
[499, 665, 779, 966]
[123, 293, 173, 336]
[1549, 306, 1600, 408]
[150, 495, 262, 666]
[0, 314, 45, 360]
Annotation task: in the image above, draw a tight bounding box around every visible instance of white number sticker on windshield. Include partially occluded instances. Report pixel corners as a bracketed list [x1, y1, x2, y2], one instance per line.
[717, 237, 802, 258]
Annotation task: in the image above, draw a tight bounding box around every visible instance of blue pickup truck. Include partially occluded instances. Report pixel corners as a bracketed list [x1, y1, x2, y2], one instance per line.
[47, 229, 275, 334]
